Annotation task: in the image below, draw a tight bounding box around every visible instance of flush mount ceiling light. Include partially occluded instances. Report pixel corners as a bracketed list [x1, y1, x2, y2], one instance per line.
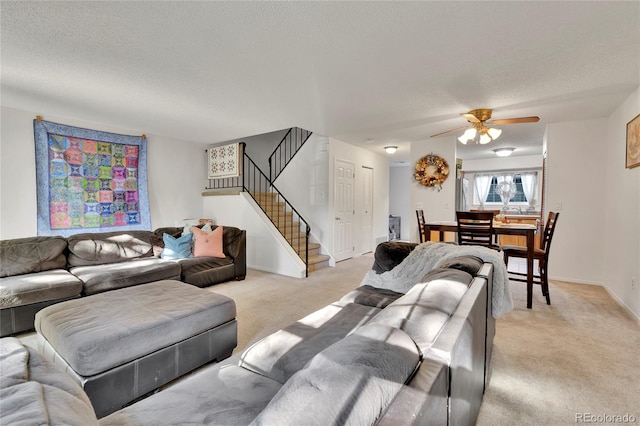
[493, 147, 515, 157]
[384, 146, 398, 154]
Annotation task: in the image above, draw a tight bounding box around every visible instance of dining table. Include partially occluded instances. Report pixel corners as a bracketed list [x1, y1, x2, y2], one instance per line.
[422, 220, 538, 309]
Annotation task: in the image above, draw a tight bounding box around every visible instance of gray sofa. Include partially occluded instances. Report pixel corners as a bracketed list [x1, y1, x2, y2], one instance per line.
[0, 225, 246, 337]
[0, 241, 503, 425]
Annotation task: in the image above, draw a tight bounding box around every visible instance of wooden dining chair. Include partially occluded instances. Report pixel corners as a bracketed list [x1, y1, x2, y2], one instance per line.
[416, 209, 426, 243]
[456, 211, 497, 249]
[470, 209, 501, 245]
[470, 209, 500, 217]
[503, 212, 560, 305]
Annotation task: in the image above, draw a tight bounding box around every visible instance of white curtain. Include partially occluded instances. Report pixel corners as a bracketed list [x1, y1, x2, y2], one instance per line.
[495, 175, 514, 204]
[521, 172, 537, 207]
[474, 175, 491, 207]
[462, 178, 470, 211]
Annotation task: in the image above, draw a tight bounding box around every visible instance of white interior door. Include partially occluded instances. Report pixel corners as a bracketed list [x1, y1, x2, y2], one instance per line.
[334, 159, 355, 262]
[361, 166, 373, 253]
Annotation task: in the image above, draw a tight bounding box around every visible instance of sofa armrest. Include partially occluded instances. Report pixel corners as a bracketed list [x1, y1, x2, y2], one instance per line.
[223, 228, 246, 279]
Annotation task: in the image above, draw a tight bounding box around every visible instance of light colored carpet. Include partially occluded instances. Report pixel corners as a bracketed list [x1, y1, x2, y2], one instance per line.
[477, 278, 639, 425]
[18, 254, 640, 424]
[210, 255, 375, 352]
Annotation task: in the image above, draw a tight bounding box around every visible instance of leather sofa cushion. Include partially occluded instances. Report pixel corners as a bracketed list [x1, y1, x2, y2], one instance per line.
[367, 275, 470, 351]
[420, 267, 474, 287]
[70, 257, 181, 295]
[239, 301, 381, 384]
[0, 338, 98, 425]
[101, 364, 282, 426]
[67, 231, 154, 267]
[252, 324, 420, 426]
[181, 258, 236, 287]
[0, 236, 67, 277]
[153, 225, 245, 259]
[35, 280, 236, 376]
[371, 241, 418, 274]
[340, 285, 404, 308]
[437, 255, 484, 276]
[0, 270, 82, 309]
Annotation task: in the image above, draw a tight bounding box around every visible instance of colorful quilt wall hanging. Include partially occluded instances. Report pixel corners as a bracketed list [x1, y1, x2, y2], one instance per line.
[208, 142, 242, 179]
[34, 118, 151, 236]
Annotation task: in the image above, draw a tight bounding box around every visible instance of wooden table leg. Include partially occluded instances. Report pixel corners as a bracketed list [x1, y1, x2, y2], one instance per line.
[526, 229, 534, 309]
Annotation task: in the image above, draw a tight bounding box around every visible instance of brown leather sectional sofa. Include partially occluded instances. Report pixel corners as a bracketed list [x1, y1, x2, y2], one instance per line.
[0, 225, 246, 337]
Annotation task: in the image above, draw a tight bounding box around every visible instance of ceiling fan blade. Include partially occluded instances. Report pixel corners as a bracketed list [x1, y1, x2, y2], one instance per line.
[489, 116, 540, 125]
[461, 113, 481, 123]
[430, 125, 470, 138]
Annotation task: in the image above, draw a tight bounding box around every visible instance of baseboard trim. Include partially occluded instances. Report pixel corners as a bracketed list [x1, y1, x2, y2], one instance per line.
[551, 278, 640, 324]
[602, 286, 640, 324]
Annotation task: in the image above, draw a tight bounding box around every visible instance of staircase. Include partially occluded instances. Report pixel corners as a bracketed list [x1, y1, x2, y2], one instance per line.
[207, 131, 329, 276]
[252, 191, 330, 272]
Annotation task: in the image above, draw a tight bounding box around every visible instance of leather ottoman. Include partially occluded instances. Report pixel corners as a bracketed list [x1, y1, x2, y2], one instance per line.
[35, 279, 237, 418]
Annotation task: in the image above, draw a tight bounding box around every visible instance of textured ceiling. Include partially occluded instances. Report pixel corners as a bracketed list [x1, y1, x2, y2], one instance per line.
[2, 1, 639, 161]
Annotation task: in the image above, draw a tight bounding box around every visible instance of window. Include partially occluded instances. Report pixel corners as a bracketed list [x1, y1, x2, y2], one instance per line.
[472, 171, 538, 206]
[486, 175, 528, 203]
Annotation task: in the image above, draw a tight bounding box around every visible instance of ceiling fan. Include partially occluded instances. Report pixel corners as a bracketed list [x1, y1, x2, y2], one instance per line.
[430, 108, 540, 144]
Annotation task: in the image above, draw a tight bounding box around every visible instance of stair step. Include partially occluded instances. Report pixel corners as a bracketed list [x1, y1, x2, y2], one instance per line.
[251, 190, 324, 271]
[286, 236, 308, 250]
[297, 244, 321, 260]
[307, 254, 331, 273]
[270, 217, 298, 229]
[251, 191, 278, 198]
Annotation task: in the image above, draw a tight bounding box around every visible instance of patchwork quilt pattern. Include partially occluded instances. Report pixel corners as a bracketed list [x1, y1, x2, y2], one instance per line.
[47, 134, 141, 229]
[34, 119, 150, 236]
[208, 143, 241, 179]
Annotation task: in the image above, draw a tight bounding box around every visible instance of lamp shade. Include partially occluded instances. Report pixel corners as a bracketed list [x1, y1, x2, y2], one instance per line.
[384, 146, 398, 154]
[464, 128, 477, 139]
[487, 128, 502, 139]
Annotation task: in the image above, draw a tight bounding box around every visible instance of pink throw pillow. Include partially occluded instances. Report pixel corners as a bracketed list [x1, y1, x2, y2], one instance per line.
[191, 225, 225, 258]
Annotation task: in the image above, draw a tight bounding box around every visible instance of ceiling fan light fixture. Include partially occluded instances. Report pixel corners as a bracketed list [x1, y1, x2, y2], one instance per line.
[479, 133, 492, 144]
[384, 145, 398, 154]
[493, 147, 515, 157]
[464, 128, 477, 139]
[457, 127, 477, 144]
[487, 127, 502, 139]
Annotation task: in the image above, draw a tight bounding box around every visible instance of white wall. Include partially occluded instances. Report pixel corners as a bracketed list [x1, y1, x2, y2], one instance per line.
[545, 119, 608, 286]
[0, 106, 205, 239]
[461, 155, 543, 173]
[215, 128, 289, 173]
[603, 87, 640, 317]
[461, 155, 543, 211]
[202, 193, 305, 278]
[389, 166, 412, 241]
[410, 137, 456, 242]
[544, 93, 640, 320]
[328, 138, 390, 256]
[274, 134, 330, 252]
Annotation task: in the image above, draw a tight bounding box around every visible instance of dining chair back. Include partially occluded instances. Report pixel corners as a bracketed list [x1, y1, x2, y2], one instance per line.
[503, 211, 560, 306]
[470, 209, 501, 244]
[416, 209, 426, 243]
[540, 211, 560, 253]
[456, 211, 497, 249]
[470, 209, 500, 217]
